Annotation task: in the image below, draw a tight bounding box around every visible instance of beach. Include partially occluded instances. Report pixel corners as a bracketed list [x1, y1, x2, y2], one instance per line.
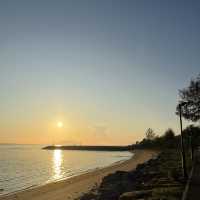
[0, 149, 157, 200]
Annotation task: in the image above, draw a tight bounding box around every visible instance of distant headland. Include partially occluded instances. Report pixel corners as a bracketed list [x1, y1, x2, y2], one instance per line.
[42, 145, 132, 151]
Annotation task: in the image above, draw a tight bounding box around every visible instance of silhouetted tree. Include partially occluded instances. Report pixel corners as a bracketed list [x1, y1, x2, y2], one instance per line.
[145, 128, 156, 140]
[163, 129, 175, 148]
[176, 74, 200, 122]
[133, 128, 179, 149]
[183, 125, 200, 147]
[164, 128, 175, 140]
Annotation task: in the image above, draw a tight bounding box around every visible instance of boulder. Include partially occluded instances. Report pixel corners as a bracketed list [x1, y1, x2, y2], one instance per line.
[79, 192, 98, 200]
[99, 170, 135, 196]
[119, 190, 152, 200]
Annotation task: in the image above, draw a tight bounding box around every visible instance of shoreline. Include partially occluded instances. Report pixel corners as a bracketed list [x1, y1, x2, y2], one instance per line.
[0, 149, 158, 200]
[0, 152, 133, 197]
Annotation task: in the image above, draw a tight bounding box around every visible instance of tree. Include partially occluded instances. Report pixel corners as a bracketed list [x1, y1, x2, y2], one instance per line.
[183, 125, 200, 147]
[145, 128, 156, 140]
[163, 129, 175, 148]
[164, 128, 175, 140]
[176, 74, 200, 122]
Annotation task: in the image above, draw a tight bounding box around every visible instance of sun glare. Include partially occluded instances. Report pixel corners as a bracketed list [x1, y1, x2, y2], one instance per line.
[57, 121, 63, 128]
[52, 150, 63, 180]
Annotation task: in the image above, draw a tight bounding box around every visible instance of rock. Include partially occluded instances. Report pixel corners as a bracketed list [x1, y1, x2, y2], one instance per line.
[79, 192, 98, 200]
[0, 188, 4, 192]
[119, 190, 152, 200]
[99, 170, 135, 196]
[101, 171, 130, 183]
[99, 190, 121, 200]
[119, 192, 136, 200]
[98, 181, 132, 200]
[78, 150, 183, 200]
[135, 163, 146, 171]
[152, 186, 183, 199]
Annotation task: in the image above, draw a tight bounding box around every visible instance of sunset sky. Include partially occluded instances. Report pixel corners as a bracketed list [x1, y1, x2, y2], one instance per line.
[0, 0, 200, 145]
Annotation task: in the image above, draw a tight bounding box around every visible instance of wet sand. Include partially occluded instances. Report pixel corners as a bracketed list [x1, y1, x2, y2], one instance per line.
[0, 149, 157, 200]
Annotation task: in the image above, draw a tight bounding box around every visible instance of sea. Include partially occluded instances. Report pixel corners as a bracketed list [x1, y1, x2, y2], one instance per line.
[0, 144, 132, 195]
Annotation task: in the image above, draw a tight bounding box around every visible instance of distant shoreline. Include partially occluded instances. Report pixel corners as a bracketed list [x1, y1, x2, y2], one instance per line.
[0, 149, 157, 200]
[43, 145, 132, 151]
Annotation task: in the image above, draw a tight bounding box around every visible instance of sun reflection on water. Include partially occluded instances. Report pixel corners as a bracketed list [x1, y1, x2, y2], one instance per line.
[52, 150, 63, 180]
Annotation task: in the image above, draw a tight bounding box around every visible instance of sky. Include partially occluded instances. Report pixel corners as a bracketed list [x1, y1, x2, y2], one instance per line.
[0, 0, 199, 145]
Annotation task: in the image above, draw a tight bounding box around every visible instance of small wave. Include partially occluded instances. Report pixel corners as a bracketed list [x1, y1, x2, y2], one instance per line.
[0, 145, 133, 195]
[0, 185, 38, 196]
[0, 177, 16, 183]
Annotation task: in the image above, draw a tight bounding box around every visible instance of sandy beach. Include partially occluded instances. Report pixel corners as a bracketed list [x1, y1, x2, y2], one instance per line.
[0, 150, 157, 200]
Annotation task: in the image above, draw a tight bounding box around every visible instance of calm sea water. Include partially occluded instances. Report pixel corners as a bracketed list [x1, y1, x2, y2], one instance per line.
[0, 144, 132, 195]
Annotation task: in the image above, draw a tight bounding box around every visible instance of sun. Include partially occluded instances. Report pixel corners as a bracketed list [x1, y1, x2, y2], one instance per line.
[57, 121, 63, 128]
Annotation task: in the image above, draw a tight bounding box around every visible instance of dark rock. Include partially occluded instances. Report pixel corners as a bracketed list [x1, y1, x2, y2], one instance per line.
[135, 163, 146, 171]
[98, 189, 121, 200]
[99, 170, 135, 196]
[78, 150, 184, 200]
[79, 192, 98, 200]
[119, 190, 152, 200]
[101, 171, 130, 183]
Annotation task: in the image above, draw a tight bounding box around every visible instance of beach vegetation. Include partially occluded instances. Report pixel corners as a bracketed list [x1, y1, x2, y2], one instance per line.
[133, 125, 200, 151]
[145, 128, 156, 140]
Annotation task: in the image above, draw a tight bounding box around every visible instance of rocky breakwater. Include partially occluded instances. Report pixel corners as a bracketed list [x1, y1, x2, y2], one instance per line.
[78, 150, 185, 200]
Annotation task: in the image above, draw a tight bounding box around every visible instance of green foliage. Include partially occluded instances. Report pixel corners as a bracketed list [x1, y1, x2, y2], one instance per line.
[183, 125, 200, 146]
[163, 129, 175, 148]
[134, 125, 200, 150]
[134, 128, 177, 149]
[145, 128, 156, 140]
[176, 74, 200, 122]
